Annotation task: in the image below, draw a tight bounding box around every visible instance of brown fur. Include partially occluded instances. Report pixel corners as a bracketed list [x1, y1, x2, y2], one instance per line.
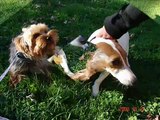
[9, 23, 58, 87]
[71, 42, 125, 81]
[96, 42, 123, 69]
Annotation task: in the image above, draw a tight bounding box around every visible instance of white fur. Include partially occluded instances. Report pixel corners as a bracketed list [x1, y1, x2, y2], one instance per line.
[89, 35, 129, 66]
[57, 49, 74, 77]
[88, 31, 129, 54]
[92, 71, 110, 96]
[58, 29, 135, 96]
[106, 67, 136, 86]
[117, 32, 129, 55]
[87, 30, 136, 96]
[48, 47, 74, 77]
[22, 23, 48, 47]
[93, 51, 110, 62]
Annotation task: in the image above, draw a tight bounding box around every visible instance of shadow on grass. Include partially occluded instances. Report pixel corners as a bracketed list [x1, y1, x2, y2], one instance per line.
[0, 0, 159, 101]
[129, 58, 160, 98]
[99, 57, 160, 102]
[1, 0, 160, 119]
[0, 0, 159, 100]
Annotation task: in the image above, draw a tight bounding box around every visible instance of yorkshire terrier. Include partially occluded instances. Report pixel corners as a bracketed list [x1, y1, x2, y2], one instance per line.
[9, 23, 59, 87]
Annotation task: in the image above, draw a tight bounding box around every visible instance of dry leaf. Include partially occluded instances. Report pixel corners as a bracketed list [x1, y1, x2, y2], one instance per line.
[53, 55, 62, 64]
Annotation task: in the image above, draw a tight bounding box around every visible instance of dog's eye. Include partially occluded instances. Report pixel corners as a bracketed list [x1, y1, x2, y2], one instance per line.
[111, 58, 121, 66]
[33, 33, 40, 39]
[44, 30, 48, 33]
[46, 36, 52, 42]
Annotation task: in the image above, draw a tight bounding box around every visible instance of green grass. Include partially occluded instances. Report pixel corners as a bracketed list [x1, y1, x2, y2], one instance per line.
[0, 0, 160, 119]
[0, 0, 32, 25]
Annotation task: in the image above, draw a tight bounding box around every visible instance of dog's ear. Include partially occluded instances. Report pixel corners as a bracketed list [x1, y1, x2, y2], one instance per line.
[48, 29, 59, 45]
[33, 36, 47, 57]
[22, 27, 33, 48]
[113, 41, 129, 66]
[14, 36, 29, 53]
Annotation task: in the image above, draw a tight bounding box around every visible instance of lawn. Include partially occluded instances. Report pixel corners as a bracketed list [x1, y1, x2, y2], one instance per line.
[0, 0, 160, 120]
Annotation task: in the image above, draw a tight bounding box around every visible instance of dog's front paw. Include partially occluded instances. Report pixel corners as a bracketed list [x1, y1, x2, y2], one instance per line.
[92, 84, 99, 97]
[70, 73, 90, 81]
[70, 74, 79, 80]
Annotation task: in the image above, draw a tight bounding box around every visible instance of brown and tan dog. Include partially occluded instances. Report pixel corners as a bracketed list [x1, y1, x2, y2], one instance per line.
[71, 31, 137, 96]
[9, 23, 58, 86]
[56, 31, 137, 96]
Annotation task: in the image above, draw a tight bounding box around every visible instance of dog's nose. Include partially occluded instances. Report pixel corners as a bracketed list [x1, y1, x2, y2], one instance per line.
[131, 76, 137, 86]
[128, 75, 137, 86]
[126, 71, 137, 86]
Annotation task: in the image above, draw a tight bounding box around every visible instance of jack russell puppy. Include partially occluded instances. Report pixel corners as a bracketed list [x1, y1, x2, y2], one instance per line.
[49, 30, 137, 96]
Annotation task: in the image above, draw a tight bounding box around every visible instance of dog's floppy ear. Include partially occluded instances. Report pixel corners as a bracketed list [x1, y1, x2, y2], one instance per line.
[48, 29, 59, 45]
[14, 36, 29, 54]
[22, 26, 33, 48]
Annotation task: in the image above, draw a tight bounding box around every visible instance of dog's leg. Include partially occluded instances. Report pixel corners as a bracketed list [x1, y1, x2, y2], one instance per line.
[9, 74, 18, 87]
[58, 49, 74, 77]
[43, 68, 52, 84]
[71, 69, 94, 81]
[9, 73, 23, 87]
[71, 57, 105, 81]
[92, 71, 110, 96]
[71, 64, 96, 81]
[48, 48, 74, 77]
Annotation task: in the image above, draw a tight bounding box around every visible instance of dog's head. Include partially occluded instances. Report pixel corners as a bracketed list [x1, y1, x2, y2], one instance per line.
[91, 38, 136, 86]
[98, 40, 136, 86]
[87, 29, 136, 86]
[15, 23, 59, 59]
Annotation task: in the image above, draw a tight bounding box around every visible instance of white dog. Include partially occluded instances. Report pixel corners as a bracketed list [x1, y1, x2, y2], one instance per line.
[49, 30, 136, 96]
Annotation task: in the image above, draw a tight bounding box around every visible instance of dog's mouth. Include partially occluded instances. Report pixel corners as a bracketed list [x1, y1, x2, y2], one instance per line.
[90, 37, 136, 86]
[106, 66, 137, 86]
[106, 45, 136, 86]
